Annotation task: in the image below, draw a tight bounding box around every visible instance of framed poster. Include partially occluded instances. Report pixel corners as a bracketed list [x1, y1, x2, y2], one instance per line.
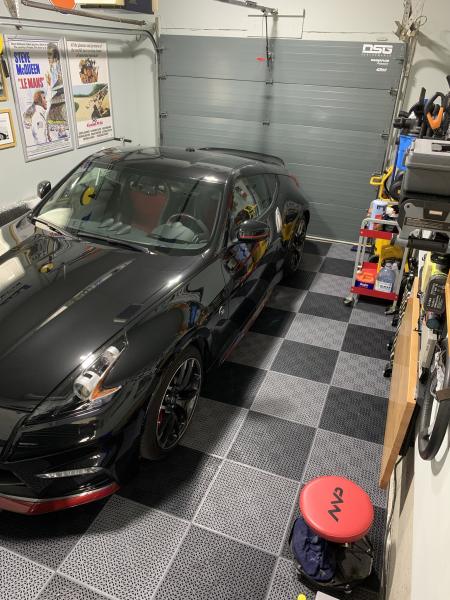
[66, 41, 115, 148]
[0, 109, 16, 149]
[6, 35, 74, 161]
[0, 64, 7, 101]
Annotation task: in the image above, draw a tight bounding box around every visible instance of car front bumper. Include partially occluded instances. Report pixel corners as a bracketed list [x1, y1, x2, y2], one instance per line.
[0, 481, 119, 515]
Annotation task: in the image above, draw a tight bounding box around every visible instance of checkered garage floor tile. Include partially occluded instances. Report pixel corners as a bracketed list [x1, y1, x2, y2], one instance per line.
[0, 241, 394, 600]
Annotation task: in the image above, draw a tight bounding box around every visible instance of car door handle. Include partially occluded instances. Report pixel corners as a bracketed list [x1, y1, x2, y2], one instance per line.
[218, 305, 225, 317]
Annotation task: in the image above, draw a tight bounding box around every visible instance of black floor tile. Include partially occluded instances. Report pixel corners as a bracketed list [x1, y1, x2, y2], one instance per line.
[356, 296, 391, 315]
[320, 257, 355, 278]
[155, 526, 277, 600]
[119, 446, 222, 520]
[228, 412, 315, 480]
[283, 269, 317, 291]
[0, 499, 107, 569]
[271, 340, 339, 383]
[299, 291, 352, 322]
[342, 324, 392, 360]
[319, 387, 388, 444]
[304, 240, 331, 256]
[202, 361, 266, 407]
[250, 306, 295, 337]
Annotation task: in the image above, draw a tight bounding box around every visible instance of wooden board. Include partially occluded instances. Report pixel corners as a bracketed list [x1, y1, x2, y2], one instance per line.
[380, 279, 419, 488]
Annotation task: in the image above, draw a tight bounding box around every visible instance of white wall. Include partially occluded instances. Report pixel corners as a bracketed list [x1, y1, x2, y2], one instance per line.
[404, 0, 450, 108]
[410, 425, 450, 600]
[159, 0, 404, 41]
[0, 2, 158, 210]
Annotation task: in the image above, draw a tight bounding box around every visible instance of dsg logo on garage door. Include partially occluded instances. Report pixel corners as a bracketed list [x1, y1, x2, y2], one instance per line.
[362, 43, 393, 55]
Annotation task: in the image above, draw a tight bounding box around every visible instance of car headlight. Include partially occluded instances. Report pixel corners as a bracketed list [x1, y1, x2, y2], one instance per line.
[26, 336, 127, 425]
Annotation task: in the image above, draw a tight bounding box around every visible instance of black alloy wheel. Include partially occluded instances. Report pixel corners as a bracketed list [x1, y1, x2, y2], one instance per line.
[285, 217, 307, 276]
[418, 339, 450, 461]
[140, 346, 203, 459]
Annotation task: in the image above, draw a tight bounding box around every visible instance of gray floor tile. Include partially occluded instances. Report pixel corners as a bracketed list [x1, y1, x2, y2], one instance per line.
[332, 352, 391, 398]
[0, 547, 51, 600]
[227, 331, 283, 370]
[310, 272, 353, 298]
[119, 446, 222, 520]
[60, 495, 188, 600]
[283, 269, 317, 291]
[0, 501, 106, 570]
[266, 557, 310, 600]
[303, 429, 387, 508]
[195, 461, 298, 554]
[320, 387, 388, 445]
[327, 242, 357, 261]
[37, 576, 106, 600]
[228, 412, 315, 480]
[286, 313, 348, 351]
[300, 252, 324, 272]
[272, 340, 339, 384]
[356, 296, 391, 315]
[251, 370, 328, 427]
[350, 307, 394, 332]
[267, 285, 307, 312]
[155, 526, 276, 600]
[181, 397, 248, 457]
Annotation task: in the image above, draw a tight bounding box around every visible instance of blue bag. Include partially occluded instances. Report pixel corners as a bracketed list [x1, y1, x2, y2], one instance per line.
[289, 517, 336, 583]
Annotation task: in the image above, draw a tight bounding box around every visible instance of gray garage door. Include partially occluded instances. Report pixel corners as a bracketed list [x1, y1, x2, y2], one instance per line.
[159, 36, 405, 242]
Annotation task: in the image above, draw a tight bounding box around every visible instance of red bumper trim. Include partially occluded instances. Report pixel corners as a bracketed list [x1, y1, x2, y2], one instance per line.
[0, 482, 119, 515]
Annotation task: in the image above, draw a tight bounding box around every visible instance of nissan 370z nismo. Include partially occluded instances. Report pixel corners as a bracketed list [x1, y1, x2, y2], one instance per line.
[0, 146, 308, 514]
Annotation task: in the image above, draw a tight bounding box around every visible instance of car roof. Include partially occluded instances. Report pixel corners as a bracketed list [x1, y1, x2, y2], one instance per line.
[91, 146, 285, 183]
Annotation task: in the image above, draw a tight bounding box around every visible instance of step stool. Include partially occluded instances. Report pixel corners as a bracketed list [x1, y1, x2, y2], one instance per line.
[296, 476, 375, 595]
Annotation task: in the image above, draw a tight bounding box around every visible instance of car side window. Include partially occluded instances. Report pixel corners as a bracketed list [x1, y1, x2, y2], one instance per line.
[230, 175, 272, 231]
[264, 174, 278, 204]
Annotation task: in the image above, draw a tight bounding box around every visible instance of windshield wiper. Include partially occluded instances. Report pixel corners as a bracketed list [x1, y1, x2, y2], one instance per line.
[76, 231, 150, 254]
[28, 215, 79, 240]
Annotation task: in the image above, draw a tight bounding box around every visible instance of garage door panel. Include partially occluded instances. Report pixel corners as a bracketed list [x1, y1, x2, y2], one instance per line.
[162, 77, 395, 134]
[162, 36, 268, 81]
[266, 84, 395, 133]
[265, 123, 385, 172]
[163, 114, 385, 173]
[162, 114, 268, 151]
[306, 203, 367, 242]
[271, 39, 404, 88]
[286, 163, 374, 210]
[162, 36, 405, 89]
[161, 77, 267, 123]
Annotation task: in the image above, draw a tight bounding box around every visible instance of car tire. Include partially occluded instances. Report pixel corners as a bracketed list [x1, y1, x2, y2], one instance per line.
[140, 345, 203, 460]
[284, 217, 307, 277]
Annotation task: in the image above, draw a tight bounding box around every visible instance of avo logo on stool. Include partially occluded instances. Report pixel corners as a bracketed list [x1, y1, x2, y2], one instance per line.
[328, 487, 344, 522]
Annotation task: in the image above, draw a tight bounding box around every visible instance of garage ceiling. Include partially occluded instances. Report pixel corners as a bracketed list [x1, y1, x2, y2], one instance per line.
[159, 36, 405, 242]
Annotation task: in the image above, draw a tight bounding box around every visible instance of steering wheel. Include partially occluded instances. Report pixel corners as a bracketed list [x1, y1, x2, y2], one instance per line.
[166, 213, 209, 237]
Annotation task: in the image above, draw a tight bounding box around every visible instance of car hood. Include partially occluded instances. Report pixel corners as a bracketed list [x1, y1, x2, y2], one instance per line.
[0, 230, 201, 407]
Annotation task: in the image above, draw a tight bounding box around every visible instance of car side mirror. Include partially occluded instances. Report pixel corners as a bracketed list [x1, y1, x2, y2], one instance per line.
[37, 180, 51, 199]
[237, 219, 270, 242]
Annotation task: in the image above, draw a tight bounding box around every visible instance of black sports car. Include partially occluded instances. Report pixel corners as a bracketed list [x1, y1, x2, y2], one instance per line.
[0, 146, 308, 514]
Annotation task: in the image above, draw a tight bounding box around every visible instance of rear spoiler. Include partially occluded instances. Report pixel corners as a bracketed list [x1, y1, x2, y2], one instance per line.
[200, 147, 285, 167]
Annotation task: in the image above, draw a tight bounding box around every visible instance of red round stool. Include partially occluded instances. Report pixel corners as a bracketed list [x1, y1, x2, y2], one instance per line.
[299, 475, 374, 543]
[292, 476, 375, 595]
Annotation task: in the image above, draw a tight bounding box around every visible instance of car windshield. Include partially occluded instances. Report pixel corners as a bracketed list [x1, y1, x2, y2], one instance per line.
[35, 159, 224, 252]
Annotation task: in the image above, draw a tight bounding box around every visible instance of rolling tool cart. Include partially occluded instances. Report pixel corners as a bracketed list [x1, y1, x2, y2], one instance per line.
[344, 217, 408, 309]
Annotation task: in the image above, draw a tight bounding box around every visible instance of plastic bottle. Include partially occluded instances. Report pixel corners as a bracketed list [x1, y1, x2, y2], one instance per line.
[375, 261, 397, 293]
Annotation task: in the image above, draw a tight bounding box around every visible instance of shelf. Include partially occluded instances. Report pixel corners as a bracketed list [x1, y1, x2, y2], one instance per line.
[359, 228, 395, 240]
[351, 286, 398, 301]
